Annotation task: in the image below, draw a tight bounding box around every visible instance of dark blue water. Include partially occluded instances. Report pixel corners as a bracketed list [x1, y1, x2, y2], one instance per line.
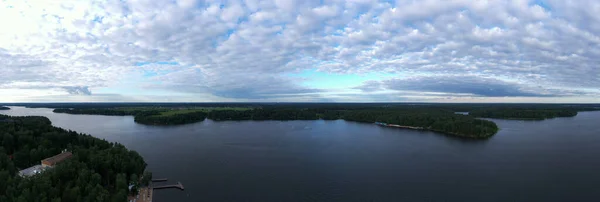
[2, 107, 600, 202]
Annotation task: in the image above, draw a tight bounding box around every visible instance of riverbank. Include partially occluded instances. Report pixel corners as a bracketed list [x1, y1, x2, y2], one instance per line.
[131, 186, 153, 202]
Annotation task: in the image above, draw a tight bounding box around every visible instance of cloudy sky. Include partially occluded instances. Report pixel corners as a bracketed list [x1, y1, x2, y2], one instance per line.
[1, 0, 599, 102]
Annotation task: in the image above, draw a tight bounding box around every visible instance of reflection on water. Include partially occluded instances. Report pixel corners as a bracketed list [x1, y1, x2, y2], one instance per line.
[2, 107, 600, 202]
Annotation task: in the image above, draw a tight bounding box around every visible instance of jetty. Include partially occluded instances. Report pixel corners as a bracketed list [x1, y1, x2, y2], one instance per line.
[133, 178, 184, 202]
[153, 181, 184, 190]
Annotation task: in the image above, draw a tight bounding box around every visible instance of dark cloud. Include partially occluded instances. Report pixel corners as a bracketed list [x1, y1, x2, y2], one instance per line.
[148, 68, 324, 99]
[62, 86, 92, 95]
[211, 87, 322, 99]
[383, 76, 554, 97]
[353, 80, 384, 92]
[160, 80, 323, 100]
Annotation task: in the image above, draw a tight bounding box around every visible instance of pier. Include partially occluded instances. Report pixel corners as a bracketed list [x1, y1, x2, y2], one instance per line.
[133, 178, 184, 202]
[153, 181, 184, 190]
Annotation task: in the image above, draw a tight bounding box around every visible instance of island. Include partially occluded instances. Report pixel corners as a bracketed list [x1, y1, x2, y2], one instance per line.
[0, 106, 10, 110]
[0, 114, 149, 202]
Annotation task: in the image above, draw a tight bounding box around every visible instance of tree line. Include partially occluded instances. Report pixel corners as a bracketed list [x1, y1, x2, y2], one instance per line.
[342, 110, 498, 138]
[469, 109, 578, 120]
[0, 106, 10, 110]
[210, 108, 498, 138]
[52, 105, 592, 138]
[134, 111, 208, 125]
[208, 109, 319, 121]
[53, 107, 499, 138]
[53, 108, 161, 116]
[0, 114, 148, 202]
[53, 108, 207, 126]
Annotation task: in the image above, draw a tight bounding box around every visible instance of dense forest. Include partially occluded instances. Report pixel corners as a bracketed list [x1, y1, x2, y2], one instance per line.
[208, 109, 318, 121]
[53, 107, 497, 138]
[134, 111, 207, 125]
[469, 109, 579, 120]
[209, 109, 498, 138]
[343, 110, 498, 138]
[0, 106, 10, 110]
[0, 114, 148, 202]
[47, 103, 600, 138]
[53, 108, 209, 126]
[53, 108, 160, 116]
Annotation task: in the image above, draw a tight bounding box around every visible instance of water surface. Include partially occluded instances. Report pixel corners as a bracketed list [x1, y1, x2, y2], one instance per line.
[2, 107, 600, 202]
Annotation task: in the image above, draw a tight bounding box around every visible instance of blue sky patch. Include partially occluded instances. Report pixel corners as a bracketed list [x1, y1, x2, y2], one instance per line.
[287, 69, 398, 89]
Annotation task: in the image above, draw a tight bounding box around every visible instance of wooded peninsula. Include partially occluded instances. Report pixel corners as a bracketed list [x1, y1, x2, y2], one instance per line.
[0, 106, 10, 110]
[0, 114, 149, 202]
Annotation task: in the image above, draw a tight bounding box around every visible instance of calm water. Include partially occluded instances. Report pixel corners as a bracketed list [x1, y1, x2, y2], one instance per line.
[2, 107, 600, 202]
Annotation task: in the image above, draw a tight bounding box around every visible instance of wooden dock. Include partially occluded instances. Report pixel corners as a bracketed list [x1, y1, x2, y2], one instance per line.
[153, 181, 184, 190]
[152, 178, 168, 182]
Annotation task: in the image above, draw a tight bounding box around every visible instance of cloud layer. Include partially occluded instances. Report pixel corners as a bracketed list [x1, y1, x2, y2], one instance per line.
[0, 0, 599, 102]
[63, 86, 93, 96]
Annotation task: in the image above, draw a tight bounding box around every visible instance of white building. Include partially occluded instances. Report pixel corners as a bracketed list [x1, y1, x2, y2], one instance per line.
[18, 165, 46, 177]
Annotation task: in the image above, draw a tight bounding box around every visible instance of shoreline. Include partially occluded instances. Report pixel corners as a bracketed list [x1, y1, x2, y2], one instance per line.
[374, 122, 493, 139]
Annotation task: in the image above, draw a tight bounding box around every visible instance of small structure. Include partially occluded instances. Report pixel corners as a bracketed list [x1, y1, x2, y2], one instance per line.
[17, 151, 72, 178]
[41, 151, 72, 167]
[18, 165, 47, 177]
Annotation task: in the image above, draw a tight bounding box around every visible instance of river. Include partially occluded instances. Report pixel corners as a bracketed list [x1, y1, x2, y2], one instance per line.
[2, 107, 600, 202]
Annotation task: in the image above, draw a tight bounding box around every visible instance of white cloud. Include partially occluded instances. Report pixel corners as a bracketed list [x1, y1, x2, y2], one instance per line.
[0, 0, 599, 102]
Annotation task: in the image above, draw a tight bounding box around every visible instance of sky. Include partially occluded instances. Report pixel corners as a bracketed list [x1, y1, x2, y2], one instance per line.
[0, 0, 599, 103]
